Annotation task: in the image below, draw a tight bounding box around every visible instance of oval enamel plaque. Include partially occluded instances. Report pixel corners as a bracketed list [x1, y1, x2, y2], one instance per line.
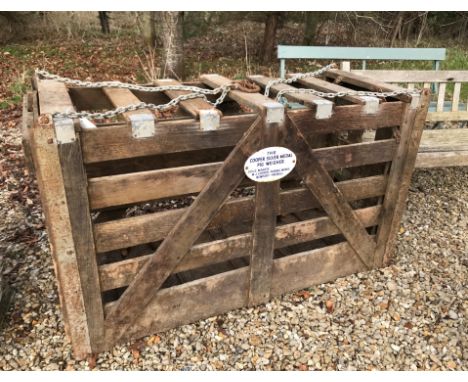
[244, 147, 296, 183]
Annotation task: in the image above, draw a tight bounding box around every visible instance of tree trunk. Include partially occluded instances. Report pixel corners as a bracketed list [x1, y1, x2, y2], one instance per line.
[391, 11, 404, 46]
[159, 11, 185, 80]
[303, 12, 320, 45]
[261, 12, 280, 65]
[98, 11, 110, 34]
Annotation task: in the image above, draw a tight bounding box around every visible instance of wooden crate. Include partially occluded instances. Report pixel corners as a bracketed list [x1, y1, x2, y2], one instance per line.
[25, 69, 429, 359]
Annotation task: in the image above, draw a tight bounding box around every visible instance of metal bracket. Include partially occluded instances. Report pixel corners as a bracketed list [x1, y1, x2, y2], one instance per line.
[79, 118, 96, 130]
[53, 117, 76, 144]
[312, 99, 333, 119]
[199, 109, 220, 131]
[129, 114, 155, 139]
[361, 96, 380, 115]
[263, 102, 285, 125]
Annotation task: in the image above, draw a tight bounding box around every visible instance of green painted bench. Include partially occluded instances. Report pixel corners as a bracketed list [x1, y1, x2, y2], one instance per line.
[278, 45, 446, 78]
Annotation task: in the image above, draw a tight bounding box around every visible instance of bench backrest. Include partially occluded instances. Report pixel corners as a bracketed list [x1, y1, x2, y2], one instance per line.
[353, 70, 468, 122]
[278, 45, 446, 78]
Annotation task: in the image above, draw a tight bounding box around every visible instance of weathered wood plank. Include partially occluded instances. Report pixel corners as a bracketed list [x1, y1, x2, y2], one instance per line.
[287, 117, 376, 269]
[103, 240, 366, 346]
[80, 114, 257, 163]
[374, 89, 431, 267]
[94, 175, 387, 253]
[426, 110, 468, 122]
[105, 116, 264, 332]
[416, 151, 468, 168]
[88, 162, 220, 210]
[248, 116, 280, 306]
[419, 129, 468, 153]
[103, 87, 153, 119]
[58, 135, 105, 352]
[200, 74, 281, 111]
[98, 205, 381, 291]
[352, 70, 468, 83]
[287, 102, 404, 134]
[452, 82, 461, 112]
[154, 79, 218, 118]
[88, 139, 396, 210]
[324, 68, 413, 103]
[248, 74, 333, 118]
[436, 83, 447, 112]
[30, 116, 92, 359]
[22, 92, 35, 173]
[288, 74, 366, 105]
[37, 80, 75, 115]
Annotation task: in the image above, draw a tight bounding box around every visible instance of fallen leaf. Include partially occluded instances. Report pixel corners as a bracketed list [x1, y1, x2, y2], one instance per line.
[298, 364, 308, 371]
[249, 335, 261, 346]
[326, 299, 334, 313]
[404, 322, 413, 329]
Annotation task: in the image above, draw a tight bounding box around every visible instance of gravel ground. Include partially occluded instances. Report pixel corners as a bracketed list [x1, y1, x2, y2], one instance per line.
[0, 115, 466, 370]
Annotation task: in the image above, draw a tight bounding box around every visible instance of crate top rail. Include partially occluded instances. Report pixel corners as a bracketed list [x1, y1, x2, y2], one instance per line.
[278, 45, 446, 78]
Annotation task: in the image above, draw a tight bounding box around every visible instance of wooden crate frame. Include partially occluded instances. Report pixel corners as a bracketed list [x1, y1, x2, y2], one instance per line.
[25, 69, 429, 359]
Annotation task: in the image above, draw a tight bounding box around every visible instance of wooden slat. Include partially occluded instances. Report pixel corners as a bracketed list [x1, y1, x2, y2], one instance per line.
[248, 118, 280, 306]
[423, 82, 431, 89]
[103, 88, 152, 120]
[98, 205, 381, 291]
[154, 79, 218, 118]
[94, 175, 387, 253]
[289, 75, 365, 105]
[416, 151, 468, 168]
[452, 82, 461, 112]
[80, 114, 256, 163]
[288, 102, 405, 134]
[88, 162, 219, 210]
[324, 68, 413, 103]
[105, 116, 264, 334]
[58, 133, 106, 352]
[419, 129, 468, 153]
[37, 80, 75, 115]
[407, 83, 415, 91]
[426, 111, 468, 122]
[200, 74, 282, 112]
[248, 74, 331, 108]
[287, 117, 376, 269]
[30, 116, 92, 359]
[352, 70, 468, 83]
[88, 139, 396, 210]
[103, 240, 366, 346]
[436, 83, 447, 112]
[374, 89, 431, 267]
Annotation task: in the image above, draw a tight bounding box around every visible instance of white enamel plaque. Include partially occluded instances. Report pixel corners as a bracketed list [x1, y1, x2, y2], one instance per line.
[244, 147, 296, 182]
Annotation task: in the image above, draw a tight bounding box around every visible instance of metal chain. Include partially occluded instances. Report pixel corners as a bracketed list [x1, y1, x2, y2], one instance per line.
[263, 63, 422, 102]
[35, 69, 231, 119]
[275, 88, 421, 103]
[37, 67, 422, 120]
[263, 64, 337, 97]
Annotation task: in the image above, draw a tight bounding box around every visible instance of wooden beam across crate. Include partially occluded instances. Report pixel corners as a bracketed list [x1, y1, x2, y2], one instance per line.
[27, 70, 430, 359]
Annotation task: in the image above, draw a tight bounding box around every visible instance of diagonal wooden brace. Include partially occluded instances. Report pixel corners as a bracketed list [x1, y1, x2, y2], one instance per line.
[285, 116, 375, 269]
[106, 114, 264, 332]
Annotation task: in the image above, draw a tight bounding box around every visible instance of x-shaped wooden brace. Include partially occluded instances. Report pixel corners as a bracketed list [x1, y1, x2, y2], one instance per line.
[106, 112, 375, 340]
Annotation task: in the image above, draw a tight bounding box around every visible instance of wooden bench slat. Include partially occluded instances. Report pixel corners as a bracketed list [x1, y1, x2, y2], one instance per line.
[103, 88, 152, 120]
[353, 70, 468, 83]
[436, 83, 447, 112]
[452, 82, 461, 112]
